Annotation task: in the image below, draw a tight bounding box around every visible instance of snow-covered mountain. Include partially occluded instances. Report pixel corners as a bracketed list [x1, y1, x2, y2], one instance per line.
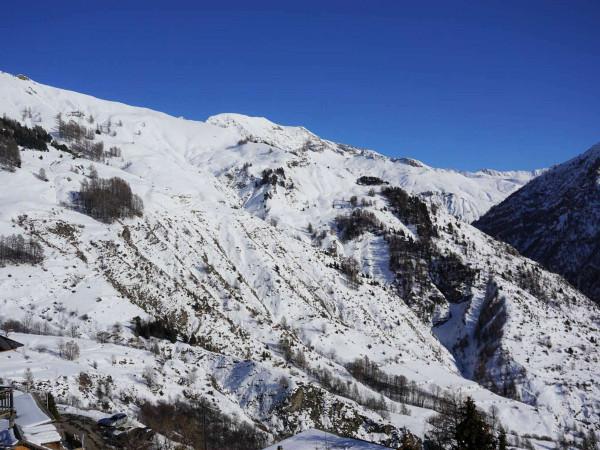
[0, 72, 597, 449]
[205, 112, 541, 223]
[475, 144, 600, 306]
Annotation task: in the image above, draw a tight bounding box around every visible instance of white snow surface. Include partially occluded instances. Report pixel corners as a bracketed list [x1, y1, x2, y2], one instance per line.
[0, 71, 597, 448]
[262, 429, 392, 450]
[206, 112, 541, 223]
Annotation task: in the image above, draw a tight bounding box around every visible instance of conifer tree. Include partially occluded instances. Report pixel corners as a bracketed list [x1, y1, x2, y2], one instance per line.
[454, 397, 496, 450]
[399, 429, 422, 450]
[498, 427, 507, 450]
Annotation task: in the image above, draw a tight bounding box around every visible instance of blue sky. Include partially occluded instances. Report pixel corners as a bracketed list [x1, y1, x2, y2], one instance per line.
[1, 0, 599, 170]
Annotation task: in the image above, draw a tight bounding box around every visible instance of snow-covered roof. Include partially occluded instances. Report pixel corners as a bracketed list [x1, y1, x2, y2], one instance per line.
[13, 391, 61, 446]
[262, 429, 392, 450]
[0, 335, 24, 352]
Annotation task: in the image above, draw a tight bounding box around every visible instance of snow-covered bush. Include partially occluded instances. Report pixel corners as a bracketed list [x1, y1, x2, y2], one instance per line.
[37, 167, 48, 181]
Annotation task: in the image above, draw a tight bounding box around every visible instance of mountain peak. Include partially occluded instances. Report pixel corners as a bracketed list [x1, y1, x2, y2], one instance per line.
[207, 112, 322, 152]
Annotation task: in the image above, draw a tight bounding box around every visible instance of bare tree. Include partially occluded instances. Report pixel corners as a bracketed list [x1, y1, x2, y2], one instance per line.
[186, 367, 198, 386]
[68, 323, 79, 338]
[24, 368, 34, 392]
[37, 167, 48, 181]
[0, 234, 44, 265]
[142, 366, 157, 388]
[75, 176, 143, 223]
[59, 340, 80, 360]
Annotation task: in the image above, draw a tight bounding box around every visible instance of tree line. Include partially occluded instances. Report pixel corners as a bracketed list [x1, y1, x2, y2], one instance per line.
[75, 175, 143, 223]
[347, 355, 510, 449]
[0, 234, 44, 265]
[0, 135, 20, 170]
[56, 113, 95, 142]
[381, 186, 437, 241]
[347, 356, 453, 413]
[0, 115, 53, 171]
[138, 398, 268, 450]
[56, 113, 109, 161]
[132, 316, 178, 343]
[426, 396, 507, 450]
[0, 115, 51, 151]
[0, 113, 122, 172]
[356, 175, 388, 186]
[335, 209, 382, 242]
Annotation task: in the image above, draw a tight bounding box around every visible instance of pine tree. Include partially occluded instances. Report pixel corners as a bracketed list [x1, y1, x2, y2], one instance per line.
[24, 368, 34, 392]
[46, 392, 60, 419]
[0, 135, 20, 170]
[454, 397, 496, 450]
[581, 429, 598, 450]
[498, 426, 507, 450]
[399, 429, 422, 450]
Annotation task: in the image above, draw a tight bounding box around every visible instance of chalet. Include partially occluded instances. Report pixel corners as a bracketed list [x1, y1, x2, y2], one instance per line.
[0, 336, 23, 353]
[0, 388, 63, 450]
[1, 386, 17, 447]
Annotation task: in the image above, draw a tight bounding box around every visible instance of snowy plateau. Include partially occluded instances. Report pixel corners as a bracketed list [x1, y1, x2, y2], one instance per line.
[0, 71, 598, 449]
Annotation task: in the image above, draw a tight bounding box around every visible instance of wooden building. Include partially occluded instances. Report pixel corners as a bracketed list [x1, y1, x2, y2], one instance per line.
[0, 336, 24, 352]
[0, 388, 64, 450]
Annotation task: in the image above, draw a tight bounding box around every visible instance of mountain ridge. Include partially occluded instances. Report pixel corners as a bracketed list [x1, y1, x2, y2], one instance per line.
[474, 142, 600, 306]
[0, 71, 598, 448]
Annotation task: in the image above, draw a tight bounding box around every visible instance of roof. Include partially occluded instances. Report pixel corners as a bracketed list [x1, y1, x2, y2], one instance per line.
[0, 335, 24, 351]
[262, 429, 392, 450]
[13, 391, 61, 446]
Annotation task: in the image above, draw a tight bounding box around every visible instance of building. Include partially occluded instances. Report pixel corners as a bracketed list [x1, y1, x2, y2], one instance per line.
[0, 388, 63, 450]
[0, 336, 23, 353]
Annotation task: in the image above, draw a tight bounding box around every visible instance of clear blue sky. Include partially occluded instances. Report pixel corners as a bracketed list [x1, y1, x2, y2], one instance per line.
[1, 0, 599, 170]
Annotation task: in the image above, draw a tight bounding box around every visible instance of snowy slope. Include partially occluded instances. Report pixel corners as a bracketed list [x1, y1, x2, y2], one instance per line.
[0, 72, 597, 449]
[474, 144, 600, 305]
[207, 112, 541, 223]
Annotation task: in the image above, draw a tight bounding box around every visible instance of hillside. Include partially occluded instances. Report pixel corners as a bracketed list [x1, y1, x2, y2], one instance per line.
[0, 72, 597, 449]
[475, 144, 600, 306]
